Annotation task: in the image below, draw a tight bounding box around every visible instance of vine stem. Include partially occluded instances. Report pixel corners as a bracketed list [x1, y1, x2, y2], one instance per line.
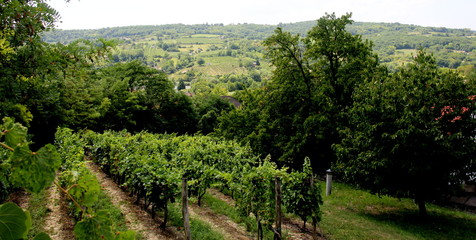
[0, 142, 14, 152]
[54, 181, 85, 215]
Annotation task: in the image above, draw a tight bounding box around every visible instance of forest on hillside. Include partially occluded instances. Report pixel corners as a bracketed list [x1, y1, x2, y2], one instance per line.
[41, 20, 476, 96]
[43, 20, 476, 71]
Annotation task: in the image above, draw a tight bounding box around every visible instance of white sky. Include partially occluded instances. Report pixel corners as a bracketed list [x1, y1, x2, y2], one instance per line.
[47, 0, 476, 30]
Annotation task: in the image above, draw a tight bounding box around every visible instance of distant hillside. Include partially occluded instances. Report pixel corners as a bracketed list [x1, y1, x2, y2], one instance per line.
[42, 21, 476, 73]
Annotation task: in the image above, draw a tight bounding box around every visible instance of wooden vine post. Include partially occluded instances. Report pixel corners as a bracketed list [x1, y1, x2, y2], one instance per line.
[182, 176, 191, 240]
[310, 174, 317, 231]
[274, 176, 282, 240]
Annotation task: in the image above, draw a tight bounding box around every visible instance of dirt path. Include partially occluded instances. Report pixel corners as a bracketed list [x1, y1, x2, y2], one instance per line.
[85, 161, 321, 240]
[87, 161, 253, 240]
[188, 202, 253, 240]
[87, 162, 181, 240]
[43, 183, 75, 240]
[6, 190, 30, 209]
[207, 188, 326, 240]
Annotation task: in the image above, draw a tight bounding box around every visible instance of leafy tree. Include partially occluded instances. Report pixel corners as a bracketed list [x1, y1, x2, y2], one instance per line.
[218, 13, 382, 170]
[177, 79, 186, 90]
[197, 58, 205, 66]
[0, 0, 59, 127]
[305, 13, 382, 108]
[95, 60, 198, 133]
[193, 95, 234, 134]
[150, 92, 198, 134]
[335, 51, 476, 216]
[0, 1, 118, 144]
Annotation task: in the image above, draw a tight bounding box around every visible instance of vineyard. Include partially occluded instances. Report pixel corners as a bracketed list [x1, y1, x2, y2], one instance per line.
[3, 4, 476, 239]
[0, 118, 323, 240]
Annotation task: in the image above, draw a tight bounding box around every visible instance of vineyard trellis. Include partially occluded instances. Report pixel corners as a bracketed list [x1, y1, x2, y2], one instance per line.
[0, 119, 323, 240]
[83, 130, 323, 240]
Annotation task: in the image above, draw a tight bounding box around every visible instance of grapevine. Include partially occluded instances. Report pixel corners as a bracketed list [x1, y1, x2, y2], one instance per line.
[82, 130, 323, 239]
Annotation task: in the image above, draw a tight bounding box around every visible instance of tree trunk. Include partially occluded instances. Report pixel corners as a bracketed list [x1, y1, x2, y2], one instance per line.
[417, 197, 427, 217]
[160, 202, 168, 228]
[257, 218, 263, 240]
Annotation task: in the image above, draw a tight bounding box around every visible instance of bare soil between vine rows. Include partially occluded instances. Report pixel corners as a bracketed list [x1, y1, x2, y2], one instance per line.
[87, 161, 181, 240]
[43, 182, 76, 240]
[7, 160, 326, 240]
[207, 189, 327, 240]
[88, 159, 327, 240]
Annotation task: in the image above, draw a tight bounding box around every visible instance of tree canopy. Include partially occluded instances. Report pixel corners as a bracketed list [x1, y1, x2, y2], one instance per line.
[218, 13, 383, 170]
[335, 51, 476, 216]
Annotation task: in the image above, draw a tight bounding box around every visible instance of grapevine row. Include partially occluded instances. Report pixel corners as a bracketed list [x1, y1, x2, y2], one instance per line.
[55, 128, 136, 240]
[82, 130, 323, 239]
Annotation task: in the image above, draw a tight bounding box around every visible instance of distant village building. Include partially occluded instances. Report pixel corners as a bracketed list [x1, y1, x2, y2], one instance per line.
[220, 96, 241, 108]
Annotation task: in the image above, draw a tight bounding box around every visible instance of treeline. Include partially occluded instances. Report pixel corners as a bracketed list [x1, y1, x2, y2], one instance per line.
[214, 13, 476, 217]
[1, 38, 233, 148]
[42, 23, 277, 43]
[42, 20, 476, 70]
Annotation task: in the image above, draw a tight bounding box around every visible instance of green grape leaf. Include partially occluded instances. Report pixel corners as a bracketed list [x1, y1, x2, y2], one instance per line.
[0, 202, 31, 240]
[74, 211, 114, 240]
[10, 144, 61, 193]
[1, 117, 28, 148]
[33, 232, 53, 240]
[68, 170, 100, 209]
[114, 230, 137, 240]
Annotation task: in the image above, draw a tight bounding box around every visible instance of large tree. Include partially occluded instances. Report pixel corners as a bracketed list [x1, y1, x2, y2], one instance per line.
[335, 51, 476, 216]
[218, 13, 383, 170]
[0, 0, 59, 125]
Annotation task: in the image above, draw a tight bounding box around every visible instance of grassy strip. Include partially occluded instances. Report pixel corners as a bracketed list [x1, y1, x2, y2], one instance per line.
[167, 202, 225, 240]
[201, 193, 274, 240]
[320, 182, 476, 240]
[92, 186, 130, 233]
[27, 189, 49, 239]
[27, 182, 131, 238]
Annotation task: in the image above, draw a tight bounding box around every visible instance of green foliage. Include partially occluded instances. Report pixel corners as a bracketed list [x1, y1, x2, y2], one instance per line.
[1, 118, 61, 195]
[234, 157, 281, 235]
[218, 13, 383, 171]
[335, 50, 476, 215]
[55, 128, 136, 239]
[0, 0, 60, 137]
[32, 232, 53, 240]
[201, 193, 273, 239]
[0, 202, 31, 240]
[2, 117, 28, 148]
[282, 158, 322, 228]
[0, 118, 61, 240]
[83, 130, 258, 226]
[193, 95, 234, 134]
[73, 211, 136, 240]
[84, 130, 322, 238]
[10, 144, 61, 193]
[305, 13, 381, 107]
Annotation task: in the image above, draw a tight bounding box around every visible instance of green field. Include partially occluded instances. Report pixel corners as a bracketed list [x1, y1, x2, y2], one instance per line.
[320, 182, 476, 240]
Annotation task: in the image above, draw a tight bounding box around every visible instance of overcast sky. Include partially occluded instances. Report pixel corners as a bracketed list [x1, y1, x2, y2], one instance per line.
[47, 0, 476, 30]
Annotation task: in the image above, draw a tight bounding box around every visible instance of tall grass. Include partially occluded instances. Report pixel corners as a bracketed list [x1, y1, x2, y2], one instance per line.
[167, 202, 225, 240]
